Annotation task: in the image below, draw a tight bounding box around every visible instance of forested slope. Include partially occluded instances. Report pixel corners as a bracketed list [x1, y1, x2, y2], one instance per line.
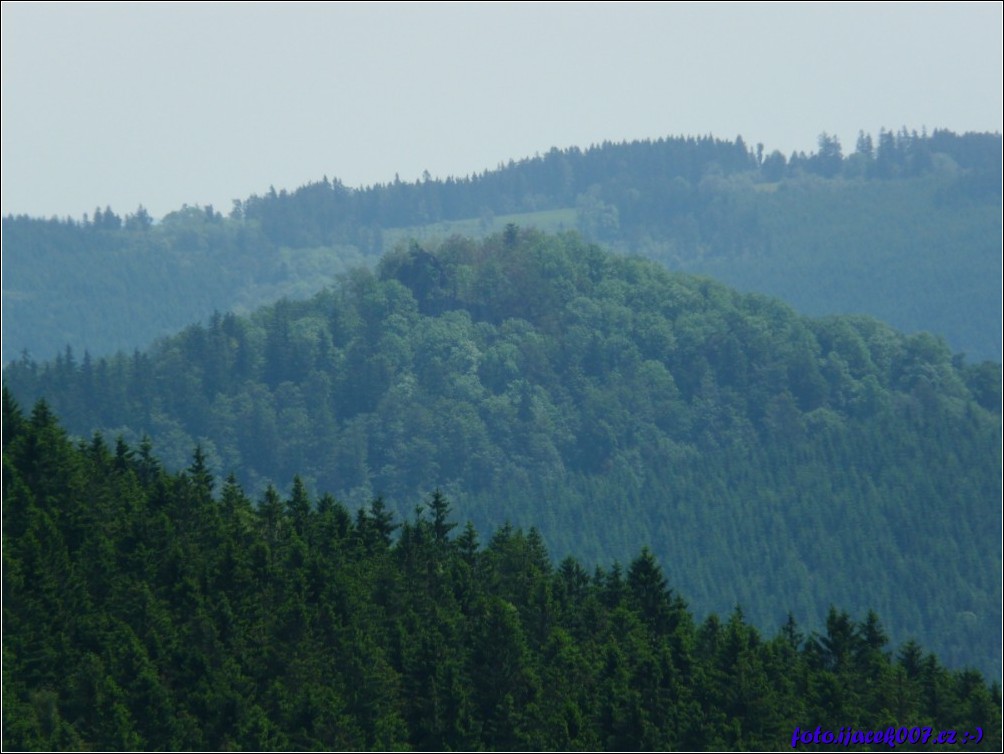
[3, 394, 1001, 750]
[1, 205, 371, 364]
[6, 230, 1000, 679]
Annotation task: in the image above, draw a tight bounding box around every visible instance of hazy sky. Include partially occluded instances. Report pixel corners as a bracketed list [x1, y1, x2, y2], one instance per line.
[2, 2, 1001, 220]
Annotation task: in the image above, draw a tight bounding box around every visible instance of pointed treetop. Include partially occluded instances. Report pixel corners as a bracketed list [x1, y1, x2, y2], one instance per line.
[189, 444, 214, 495]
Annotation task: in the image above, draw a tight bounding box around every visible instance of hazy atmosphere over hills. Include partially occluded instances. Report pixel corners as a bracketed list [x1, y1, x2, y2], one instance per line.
[2, 4, 1001, 751]
[2, 3, 1001, 219]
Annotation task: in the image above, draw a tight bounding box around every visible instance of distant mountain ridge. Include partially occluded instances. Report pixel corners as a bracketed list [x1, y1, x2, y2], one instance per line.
[3, 128, 1001, 362]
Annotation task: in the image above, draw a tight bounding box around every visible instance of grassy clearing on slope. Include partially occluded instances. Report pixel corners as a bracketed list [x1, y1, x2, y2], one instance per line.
[382, 207, 578, 248]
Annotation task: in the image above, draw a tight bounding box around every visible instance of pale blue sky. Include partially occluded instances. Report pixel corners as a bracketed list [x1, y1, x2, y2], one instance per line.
[2, 1, 1001, 220]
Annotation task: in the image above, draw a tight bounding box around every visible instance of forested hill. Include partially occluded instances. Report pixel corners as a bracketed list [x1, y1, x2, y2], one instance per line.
[3, 395, 1001, 751]
[3, 128, 1001, 363]
[5, 230, 1001, 680]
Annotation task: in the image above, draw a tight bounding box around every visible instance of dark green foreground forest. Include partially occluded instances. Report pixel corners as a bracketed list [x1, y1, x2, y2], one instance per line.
[3, 395, 1001, 751]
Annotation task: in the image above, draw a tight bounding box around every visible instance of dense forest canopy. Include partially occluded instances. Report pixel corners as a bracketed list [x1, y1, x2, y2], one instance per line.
[6, 229, 1000, 682]
[3, 128, 1001, 363]
[3, 394, 1001, 751]
[3, 126, 1002, 750]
